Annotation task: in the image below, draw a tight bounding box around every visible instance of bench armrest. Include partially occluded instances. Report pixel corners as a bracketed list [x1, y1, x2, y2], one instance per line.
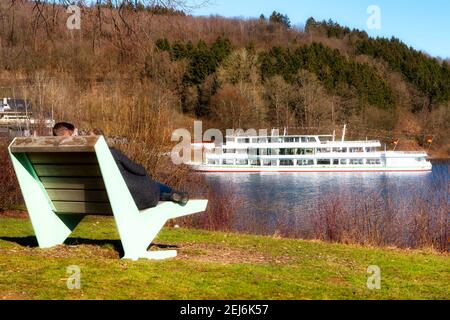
[139, 200, 208, 220]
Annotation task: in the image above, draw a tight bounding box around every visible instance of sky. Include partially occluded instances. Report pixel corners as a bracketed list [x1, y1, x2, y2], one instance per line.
[191, 0, 450, 59]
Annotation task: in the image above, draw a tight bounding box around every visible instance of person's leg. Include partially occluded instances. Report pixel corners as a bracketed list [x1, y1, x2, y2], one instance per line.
[157, 182, 173, 198]
[156, 181, 189, 206]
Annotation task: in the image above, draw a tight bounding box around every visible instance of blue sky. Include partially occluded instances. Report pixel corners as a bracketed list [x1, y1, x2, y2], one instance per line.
[192, 0, 450, 58]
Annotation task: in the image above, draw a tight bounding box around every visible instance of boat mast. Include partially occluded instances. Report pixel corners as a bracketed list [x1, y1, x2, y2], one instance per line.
[341, 124, 347, 142]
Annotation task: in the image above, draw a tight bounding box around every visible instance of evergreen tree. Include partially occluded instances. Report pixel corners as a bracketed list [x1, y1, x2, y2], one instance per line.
[305, 17, 316, 32]
[155, 38, 170, 52]
[356, 37, 450, 109]
[269, 11, 291, 29]
[259, 43, 394, 110]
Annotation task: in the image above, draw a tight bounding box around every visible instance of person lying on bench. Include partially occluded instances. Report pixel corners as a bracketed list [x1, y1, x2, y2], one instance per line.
[52, 122, 189, 210]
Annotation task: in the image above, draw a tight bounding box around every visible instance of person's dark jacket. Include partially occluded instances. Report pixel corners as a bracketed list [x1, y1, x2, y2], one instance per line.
[110, 148, 160, 210]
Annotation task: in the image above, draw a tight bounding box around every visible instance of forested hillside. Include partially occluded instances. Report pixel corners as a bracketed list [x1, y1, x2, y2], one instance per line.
[0, 1, 448, 157]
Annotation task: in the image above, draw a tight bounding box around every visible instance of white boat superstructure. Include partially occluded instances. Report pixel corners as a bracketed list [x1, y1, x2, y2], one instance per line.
[190, 129, 432, 173]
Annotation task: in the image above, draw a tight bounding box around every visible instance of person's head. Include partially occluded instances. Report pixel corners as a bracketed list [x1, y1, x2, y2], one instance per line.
[52, 122, 76, 137]
[88, 128, 105, 136]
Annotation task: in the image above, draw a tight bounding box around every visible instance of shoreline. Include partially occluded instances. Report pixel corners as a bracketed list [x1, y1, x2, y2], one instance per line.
[1, 210, 446, 254]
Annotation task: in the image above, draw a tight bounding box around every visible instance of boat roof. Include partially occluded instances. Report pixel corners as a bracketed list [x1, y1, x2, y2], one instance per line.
[225, 134, 334, 138]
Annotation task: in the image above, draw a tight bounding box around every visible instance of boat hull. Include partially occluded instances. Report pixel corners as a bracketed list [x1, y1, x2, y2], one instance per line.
[189, 165, 432, 173]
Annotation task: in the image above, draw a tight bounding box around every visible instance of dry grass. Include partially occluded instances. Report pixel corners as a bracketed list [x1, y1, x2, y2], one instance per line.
[303, 184, 448, 252]
[176, 182, 242, 232]
[0, 139, 23, 211]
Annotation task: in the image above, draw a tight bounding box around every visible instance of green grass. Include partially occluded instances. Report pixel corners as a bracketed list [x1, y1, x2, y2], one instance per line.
[0, 216, 448, 300]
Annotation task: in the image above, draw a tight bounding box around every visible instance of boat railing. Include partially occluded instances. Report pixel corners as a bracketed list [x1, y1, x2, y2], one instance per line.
[321, 140, 380, 144]
[384, 151, 427, 154]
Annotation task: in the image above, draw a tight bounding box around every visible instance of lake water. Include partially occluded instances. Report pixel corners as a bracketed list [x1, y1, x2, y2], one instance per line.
[204, 160, 449, 239]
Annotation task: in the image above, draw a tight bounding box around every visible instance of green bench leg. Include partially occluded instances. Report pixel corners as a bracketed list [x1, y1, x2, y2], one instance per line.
[9, 152, 73, 248]
[95, 137, 208, 261]
[120, 200, 208, 261]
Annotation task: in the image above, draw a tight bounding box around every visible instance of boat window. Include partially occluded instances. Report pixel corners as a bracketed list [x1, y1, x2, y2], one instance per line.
[298, 159, 314, 166]
[236, 159, 248, 165]
[301, 137, 307, 143]
[316, 148, 331, 153]
[258, 148, 269, 155]
[248, 148, 258, 156]
[318, 136, 333, 142]
[333, 147, 347, 153]
[258, 137, 268, 143]
[340, 159, 347, 165]
[317, 159, 331, 165]
[270, 137, 282, 143]
[237, 138, 250, 143]
[367, 159, 382, 165]
[280, 160, 294, 166]
[296, 148, 314, 155]
[307, 137, 317, 143]
[250, 160, 261, 166]
[223, 160, 234, 165]
[223, 149, 235, 154]
[349, 147, 364, 153]
[349, 159, 364, 165]
[263, 160, 277, 166]
[269, 148, 280, 155]
[333, 159, 339, 165]
[236, 148, 248, 154]
[280, 148, 296, 155]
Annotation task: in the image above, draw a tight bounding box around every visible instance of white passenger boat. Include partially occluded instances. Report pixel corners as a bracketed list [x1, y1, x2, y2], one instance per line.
[189, 127, 432, 173]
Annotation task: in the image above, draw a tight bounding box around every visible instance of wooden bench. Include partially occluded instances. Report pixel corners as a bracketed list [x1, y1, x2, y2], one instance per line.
[8, 136, 208, 260]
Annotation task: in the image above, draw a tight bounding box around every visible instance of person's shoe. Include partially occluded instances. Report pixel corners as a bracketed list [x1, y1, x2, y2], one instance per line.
[162, 191, 189, 206]
[170, 191, 189, 206]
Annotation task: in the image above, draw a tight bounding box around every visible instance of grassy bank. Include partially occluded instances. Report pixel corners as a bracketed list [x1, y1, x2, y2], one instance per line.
[0, 216, 448, 300]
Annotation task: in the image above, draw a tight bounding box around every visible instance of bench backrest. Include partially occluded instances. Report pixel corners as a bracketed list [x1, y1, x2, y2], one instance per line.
[9, 136, 113, 215]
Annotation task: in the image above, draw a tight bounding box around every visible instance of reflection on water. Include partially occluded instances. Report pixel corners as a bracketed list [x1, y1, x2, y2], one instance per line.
[205, 160, 449, 237]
